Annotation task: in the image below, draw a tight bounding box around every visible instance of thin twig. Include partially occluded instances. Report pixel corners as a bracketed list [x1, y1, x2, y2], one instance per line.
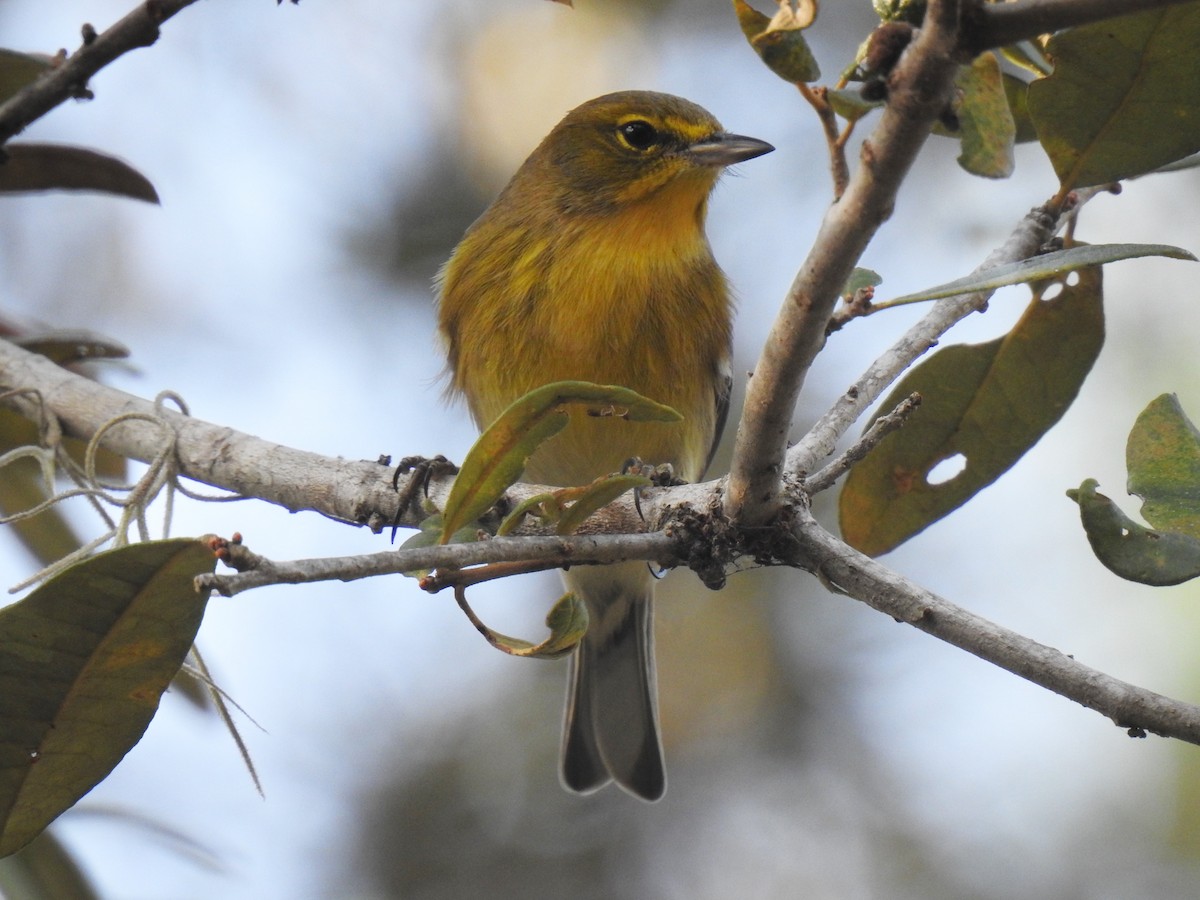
[787, 202, 1060, 477]
[420, 558, 570, 593]
[0, 1, 202, 145]
[797, 83, 850, 199]
[805, 392, 921, 494]
[196, 531, 679, 598]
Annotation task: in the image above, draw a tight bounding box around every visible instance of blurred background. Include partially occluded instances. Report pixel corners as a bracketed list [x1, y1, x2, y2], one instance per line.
[2, 1, 1200, 897]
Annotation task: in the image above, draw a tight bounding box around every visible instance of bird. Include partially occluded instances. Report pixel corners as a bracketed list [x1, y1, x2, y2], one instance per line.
[437, 90, 772, 800]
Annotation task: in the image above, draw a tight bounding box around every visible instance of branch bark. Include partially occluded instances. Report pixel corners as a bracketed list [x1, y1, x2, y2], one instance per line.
[789, 202, 1060, 478]
[0, 338, 410, 529]
[960, 0, 1199, 57]
[1, 0, 1198, 787]
[0, 1, 202, 145]
[198, 531, 678, 597]
[792, 515, 1200, 743]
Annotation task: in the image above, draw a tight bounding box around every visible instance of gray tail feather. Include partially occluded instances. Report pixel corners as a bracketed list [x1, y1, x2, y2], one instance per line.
[560, 575, 665, 801]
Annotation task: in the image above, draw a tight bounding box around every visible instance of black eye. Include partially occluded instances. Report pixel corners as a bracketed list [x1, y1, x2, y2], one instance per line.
[618, 120, 658, 151]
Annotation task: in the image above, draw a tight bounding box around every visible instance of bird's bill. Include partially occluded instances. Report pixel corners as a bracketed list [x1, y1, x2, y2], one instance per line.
[687, 133, 775, 167]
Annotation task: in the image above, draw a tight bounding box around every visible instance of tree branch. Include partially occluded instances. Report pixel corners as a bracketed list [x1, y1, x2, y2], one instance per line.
[0, 337, 707, 539]
[724, 0, 965, 527]
[792, 515, 1200, 744]
[804, 391, 921, 494]
[960, 0, 1199, 58]
[198, 530, 678, 597]
[0, 1, 202, 146]
[788, 202, 1060, 477]
[0, 337, 416, 529]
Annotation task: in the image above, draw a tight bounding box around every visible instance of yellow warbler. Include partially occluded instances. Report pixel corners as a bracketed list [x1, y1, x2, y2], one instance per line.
[438, 91, 772, 800]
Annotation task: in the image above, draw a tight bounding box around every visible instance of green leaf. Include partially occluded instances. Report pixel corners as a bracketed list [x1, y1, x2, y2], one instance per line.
[0, 539, 215, 857]
[885, 242, 1194, 306]
[439, 381, 679, 542]
[10, 330, 130, 366]
[0, 50, 51, 105]
[0, 145, 159, 204]
[952, 52, 1016, 178]
[842, 267, 882, 297]
[999, 40, 1052, 79]
[1027, 4, 1200, 189]
[1068, 479, 1200, 586]
[733, 0, 820, 84]
[840, 267, 1105, 555]
[556, 474, 650, 536]
[456, 590, 588, 660]
[1126, 394, 1200, 540]
[825, 88, 882, 122]
[398, 515, 481, 578]
[0, 830, 99, 900]
[873, 0, 924, 24]
[0, 410, 83, 567]
[1001, 73, 1039, 144]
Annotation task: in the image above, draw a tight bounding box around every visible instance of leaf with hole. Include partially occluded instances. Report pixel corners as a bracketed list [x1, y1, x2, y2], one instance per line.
[0, 539, 215, 857]
[840, 267, 1105, 555]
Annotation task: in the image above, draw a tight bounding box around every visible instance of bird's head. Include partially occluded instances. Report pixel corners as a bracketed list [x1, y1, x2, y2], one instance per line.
[521, 90, 774, 213]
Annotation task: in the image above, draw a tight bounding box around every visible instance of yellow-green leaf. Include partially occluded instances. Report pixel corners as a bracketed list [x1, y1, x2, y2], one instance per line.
[398, 515, 481, 578]
[825, 88, 882, 122]
[456, 590, 588, 660]
[10, 330, 130, 366]
[556, 473, 650, 536]
[1068, 479, 1200, 586]
[885, 243, 1194, 306]
[1001, 73, 1039, 144]
[842, 267, 882, 297]
[1126, 394, 1200, 540]
[873, 0, 924, 25]
[1, 830, 99, 900]
[953, 52, 1015, 178]
[0, 50, 51, 105]
[1028, 4, 1200, 189]
[840, 267, 1105, 555]
[439, 381, 679, 542]
[0, 539, 215, 857]
[733, 0, 820, 84]
[0, 410, 84, 566]
[0, 145, 159, 204]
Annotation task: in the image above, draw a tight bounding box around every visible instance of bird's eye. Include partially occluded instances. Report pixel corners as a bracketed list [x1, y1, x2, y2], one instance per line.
[617, 120, 659, 151]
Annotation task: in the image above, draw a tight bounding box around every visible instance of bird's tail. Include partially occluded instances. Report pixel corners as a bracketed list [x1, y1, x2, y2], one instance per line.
[560, 563, 665, 801]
